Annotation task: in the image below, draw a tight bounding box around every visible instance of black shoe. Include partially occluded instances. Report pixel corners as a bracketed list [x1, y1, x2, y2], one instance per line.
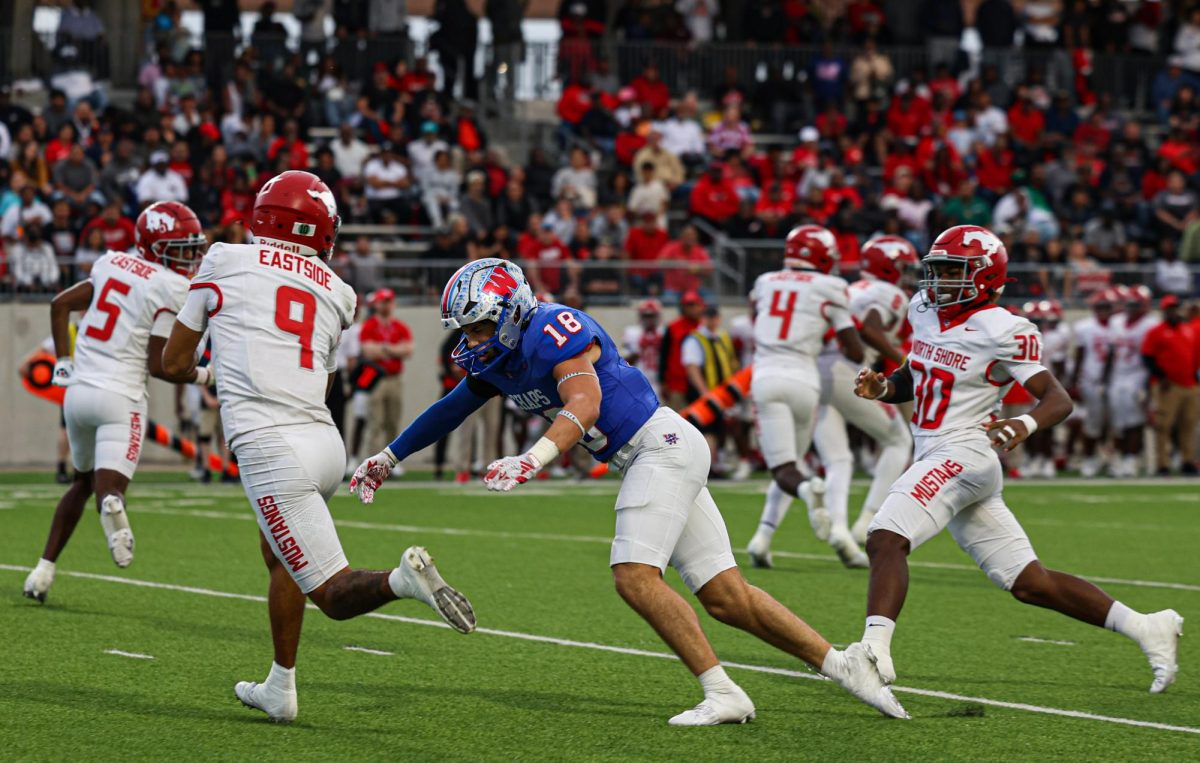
[1157, 467, 1172, 477]
[1182, 463, 1198, 476]
[55, 470, 70, 485]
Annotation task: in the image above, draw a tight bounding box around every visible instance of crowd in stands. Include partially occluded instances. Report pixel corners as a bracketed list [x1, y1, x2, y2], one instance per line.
[0, 0, 1198, 307]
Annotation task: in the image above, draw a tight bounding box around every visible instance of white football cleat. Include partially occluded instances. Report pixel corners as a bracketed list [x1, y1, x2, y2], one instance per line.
[730, 459, 752, 482]
[829, 528, 869, 569]
[800, 478, 830, 542]
[1040, 459, 1057, 479]
[1137, 609, 1184, 694]
[99, 494, 134, 568]
[393, 546, 477, 634]
[668, 688, 756, 726]
[825, 643, 908, 719]
[23, 561, 55, 603]
[746, 532, 774, 569]
[235, 680, 298, 723]
[1080, 457, 1101, 478]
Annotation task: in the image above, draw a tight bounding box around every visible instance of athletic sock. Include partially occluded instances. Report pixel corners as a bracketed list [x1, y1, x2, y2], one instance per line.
[56, 460, 66, 474]
[387, 566, 412, 599]
[756, 480, 793, 539]
[266, 661, 296, 691]
[697, 665, 738, 698]
[35, 558, 55, 575]
[862, 615, 896, 656]
[1104, 601, 1144, 640]
[824, 458, 853, 531]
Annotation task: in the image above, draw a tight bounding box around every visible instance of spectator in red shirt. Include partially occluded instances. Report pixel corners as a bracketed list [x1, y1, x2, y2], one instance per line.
[975, 135, 1016, 196]
[885, 87, 929, 140]
[1073, 110, 1112, 153]
[359, 288, 413, 457]
[689, 163, 740, 228]
[659, 224, 713, 299]
[629, 62, 670, 115]
[519, 216, 574, 294]
[267, 119, 310, 171]
[624, 212, 669, 294]
[1142, 296, 1200, 475]
[928, 62, 961, 103]
[659, 291, 705, 411]
[80, 200, 136, 253]
[1007, 86, 1046, 147]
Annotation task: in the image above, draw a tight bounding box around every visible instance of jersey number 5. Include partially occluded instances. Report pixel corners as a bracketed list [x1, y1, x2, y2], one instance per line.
[84, 278, 131, 342]
[275, 286, 317, 369]
[909, 359, 955, 430]
[542, 311, 583, 348]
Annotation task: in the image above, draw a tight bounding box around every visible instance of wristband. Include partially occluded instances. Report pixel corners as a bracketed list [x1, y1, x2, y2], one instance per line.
[1015, 414, 1038, 436]
[194, 366, 213, 386]
[57, 356, 70, 363]
[381, 447, 399, 466]
[556, 409, 587, 438]
[527, 436, 560, 468]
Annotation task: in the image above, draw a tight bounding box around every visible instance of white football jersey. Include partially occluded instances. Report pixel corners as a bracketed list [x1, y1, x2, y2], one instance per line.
[1108, 312, 1159, 381]
[621, 324, 663, 377]
[73, 250, 189, 402]
[177, 239, 357, 448]
[751, 268, 854, 387]
[1072, 316, 1113, 383]
[906, 294, 1047, 460]
[820, 277, 908, 365]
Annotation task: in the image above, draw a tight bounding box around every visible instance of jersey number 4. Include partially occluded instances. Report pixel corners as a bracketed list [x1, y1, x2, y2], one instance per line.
[275, 286, 317, 369]
[542, 311, 583, 348]
[768, 291, 797, 340]
[909, 359, 954, 430]
[84, 278, 131, 342]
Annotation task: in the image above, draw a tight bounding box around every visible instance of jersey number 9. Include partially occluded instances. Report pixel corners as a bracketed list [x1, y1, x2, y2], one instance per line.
[275, 286, 317, 369]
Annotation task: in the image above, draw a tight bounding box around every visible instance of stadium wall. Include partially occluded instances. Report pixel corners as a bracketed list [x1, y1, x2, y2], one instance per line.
[1, 304, 747, 469]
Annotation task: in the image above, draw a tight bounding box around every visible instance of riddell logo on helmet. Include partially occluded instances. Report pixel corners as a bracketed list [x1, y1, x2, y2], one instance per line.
[143, 210, 175, 232]
[482, 267, 518, 298]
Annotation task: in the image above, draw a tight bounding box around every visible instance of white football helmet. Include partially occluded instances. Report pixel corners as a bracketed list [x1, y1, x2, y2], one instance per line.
[441, 258, 538, 374]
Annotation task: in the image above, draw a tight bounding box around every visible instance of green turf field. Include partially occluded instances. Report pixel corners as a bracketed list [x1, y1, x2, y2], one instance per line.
[2, 473, 1196, 761]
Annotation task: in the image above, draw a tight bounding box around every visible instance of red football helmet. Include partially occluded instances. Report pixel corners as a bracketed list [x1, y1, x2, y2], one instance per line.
[135, 201, 206, 276]
[1125, 284, 1152, 314]
[250, 170, 340, 259]
[920, 225, 1009, 316]
[784, 225, 839, 274]
[637, 298, 663, 316]
[861, 235, 919, 285]
[1020, 300, 1043, 320]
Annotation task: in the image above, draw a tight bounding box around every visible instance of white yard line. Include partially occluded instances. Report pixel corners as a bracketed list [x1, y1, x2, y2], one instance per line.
[1017, 637, 1077, 646]
[104, 649, 155, 660]
[343, 645, 394, 656]
[3, 563, 1196, 737]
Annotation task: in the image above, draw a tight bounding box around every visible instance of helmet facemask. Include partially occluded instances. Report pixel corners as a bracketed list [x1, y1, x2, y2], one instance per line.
[919, 254, 982, 310]
[153, 233, 208, 276]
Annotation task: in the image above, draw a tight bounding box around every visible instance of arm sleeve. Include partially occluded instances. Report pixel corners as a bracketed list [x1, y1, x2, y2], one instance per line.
[681, 335, 704, 367]
[177, 287, 213, 332]
[385, 378, 494, 461]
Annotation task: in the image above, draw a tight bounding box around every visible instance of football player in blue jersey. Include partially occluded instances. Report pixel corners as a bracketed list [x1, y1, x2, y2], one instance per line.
[351, 258, 907, 725]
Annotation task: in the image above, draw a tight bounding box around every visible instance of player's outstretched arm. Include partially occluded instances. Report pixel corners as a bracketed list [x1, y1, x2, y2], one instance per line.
[984, 369, 1073, 452]
[835, 326, 866, 364]
[483, 344, 603, 492]
[350, 377, 495, 503]
[855, 362, 912, 404]
[49, 280, 93, 386]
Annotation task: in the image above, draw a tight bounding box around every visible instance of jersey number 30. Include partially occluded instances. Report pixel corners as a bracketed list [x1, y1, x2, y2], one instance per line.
[909, 359, 954, 430]
[275, 286, 317, 369]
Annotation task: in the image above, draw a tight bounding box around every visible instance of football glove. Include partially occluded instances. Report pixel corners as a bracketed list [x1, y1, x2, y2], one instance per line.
[52, 358, 75, 387]
[349, 448, 398, 504]
[483, 453, 545, 492]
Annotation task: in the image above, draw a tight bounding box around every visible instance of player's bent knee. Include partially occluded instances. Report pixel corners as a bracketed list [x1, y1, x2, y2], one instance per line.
[612, 562, 661, 602]
[865, 529, 910, 558]
[770, 464, 803, 495]
[697, 571, 751, 626]
[1008, 561, 1050, 603]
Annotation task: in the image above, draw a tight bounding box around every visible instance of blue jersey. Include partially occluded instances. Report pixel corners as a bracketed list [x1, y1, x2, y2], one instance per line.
[473, 303, 659, 462]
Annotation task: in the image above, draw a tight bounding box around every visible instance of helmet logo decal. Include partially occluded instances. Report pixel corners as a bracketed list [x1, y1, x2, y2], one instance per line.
[811, 228, 836, 248]
[482, 266, 518, 299]
[875, 240, 910, 261]
[144, 209, 176, 232]
[308, 188, 337, 220]
[963, 229, 1002, 255]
